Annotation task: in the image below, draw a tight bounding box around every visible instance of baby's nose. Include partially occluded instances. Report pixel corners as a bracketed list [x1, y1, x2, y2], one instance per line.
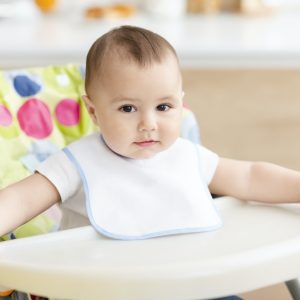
[138, 113, 157, 132]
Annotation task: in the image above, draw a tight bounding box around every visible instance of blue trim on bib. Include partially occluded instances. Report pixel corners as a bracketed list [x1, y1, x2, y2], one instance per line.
[63, 147, 222, 240]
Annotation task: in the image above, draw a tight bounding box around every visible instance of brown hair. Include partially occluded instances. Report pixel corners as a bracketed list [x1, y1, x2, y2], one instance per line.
[85, 25, 178, 95]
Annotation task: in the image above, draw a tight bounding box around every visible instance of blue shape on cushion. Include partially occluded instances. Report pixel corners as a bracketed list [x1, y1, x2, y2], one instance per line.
[80, 65, 86, 79]
[13, 75, 41, 97]
[20, 141, 59, 173]
[181, 112, 201, 144]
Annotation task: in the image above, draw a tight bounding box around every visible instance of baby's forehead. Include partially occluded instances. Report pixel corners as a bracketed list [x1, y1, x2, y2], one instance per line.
[87, 50, 181, 99]
[101, 50, 179, 75]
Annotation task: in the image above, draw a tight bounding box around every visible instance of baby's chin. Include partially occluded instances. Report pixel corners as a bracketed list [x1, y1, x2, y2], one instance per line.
[124, 141, 176, 159]
[134, 153, 157, 159]
[109, 147, 159, 159]
[124, 151, 159, 160]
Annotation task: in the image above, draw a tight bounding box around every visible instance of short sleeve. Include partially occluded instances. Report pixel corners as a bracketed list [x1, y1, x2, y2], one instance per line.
[196, 145, 219, 185]
[35, 151, 81, 202]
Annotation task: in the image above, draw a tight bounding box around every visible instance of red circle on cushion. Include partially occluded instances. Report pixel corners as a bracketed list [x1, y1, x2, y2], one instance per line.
[55, 99, 80, 126]
[0, 105, 12, 126]
[17, 98, 53, 139]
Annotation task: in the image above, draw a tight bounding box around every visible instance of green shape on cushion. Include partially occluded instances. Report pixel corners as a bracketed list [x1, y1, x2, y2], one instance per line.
[0, 139, 30, 188]
[0, 124, 19, 139]
[1, 214, 57, 241]
[0, 161, 29, 189]
[0, 72, 13, 97]
[42, 64, 84, 95]
[14, 214, 57, 238]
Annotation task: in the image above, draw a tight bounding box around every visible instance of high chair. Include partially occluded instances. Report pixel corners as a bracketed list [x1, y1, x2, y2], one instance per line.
[0, 65, 300, 299]
[1, 197, 300, 299]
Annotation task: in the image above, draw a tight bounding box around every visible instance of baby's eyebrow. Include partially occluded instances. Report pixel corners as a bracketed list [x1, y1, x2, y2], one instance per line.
[111, 96, 140, 103]
[158, 95, 178, 102]
[111, 95, 179, 103]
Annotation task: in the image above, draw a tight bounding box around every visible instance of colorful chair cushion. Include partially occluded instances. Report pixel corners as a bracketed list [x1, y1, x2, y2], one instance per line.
[0, 64, 200, 241]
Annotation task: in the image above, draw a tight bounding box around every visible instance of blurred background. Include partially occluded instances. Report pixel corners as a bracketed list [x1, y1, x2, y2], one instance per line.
[1, 0, 300, 167]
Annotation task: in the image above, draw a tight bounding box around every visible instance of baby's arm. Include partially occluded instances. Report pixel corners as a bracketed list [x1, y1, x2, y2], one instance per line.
[209, 158, 300, 203]
[0, 173, 60, 237]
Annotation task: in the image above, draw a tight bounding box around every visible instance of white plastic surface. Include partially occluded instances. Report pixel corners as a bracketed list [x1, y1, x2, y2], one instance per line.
[1, 197, 300, 300]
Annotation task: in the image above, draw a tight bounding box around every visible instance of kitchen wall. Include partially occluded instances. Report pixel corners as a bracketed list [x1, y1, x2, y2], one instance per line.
[182, 69, 300, 170]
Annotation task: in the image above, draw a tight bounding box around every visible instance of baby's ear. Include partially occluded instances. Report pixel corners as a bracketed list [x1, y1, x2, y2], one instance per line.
[82, 95, 98, 124]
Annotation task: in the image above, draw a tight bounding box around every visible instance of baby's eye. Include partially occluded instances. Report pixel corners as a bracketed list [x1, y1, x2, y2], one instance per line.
[157, 104, 171, 111]
[119, 105, 136, 113]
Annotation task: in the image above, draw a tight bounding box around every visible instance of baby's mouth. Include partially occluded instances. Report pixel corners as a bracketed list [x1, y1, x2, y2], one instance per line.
[134, 140, 158, 147]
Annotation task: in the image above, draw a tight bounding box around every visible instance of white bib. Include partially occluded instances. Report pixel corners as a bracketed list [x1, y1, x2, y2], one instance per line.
[64, 134, 222, 240]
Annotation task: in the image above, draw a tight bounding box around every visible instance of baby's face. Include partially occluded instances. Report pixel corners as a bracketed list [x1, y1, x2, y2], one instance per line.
[86, 53, 183, 159]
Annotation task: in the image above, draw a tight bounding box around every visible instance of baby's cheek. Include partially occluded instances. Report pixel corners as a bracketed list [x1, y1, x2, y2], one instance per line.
[109, 135, 130, 154]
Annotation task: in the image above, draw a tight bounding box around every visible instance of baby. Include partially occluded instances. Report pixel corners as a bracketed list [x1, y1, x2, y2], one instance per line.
[1, 25, 300, 240]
